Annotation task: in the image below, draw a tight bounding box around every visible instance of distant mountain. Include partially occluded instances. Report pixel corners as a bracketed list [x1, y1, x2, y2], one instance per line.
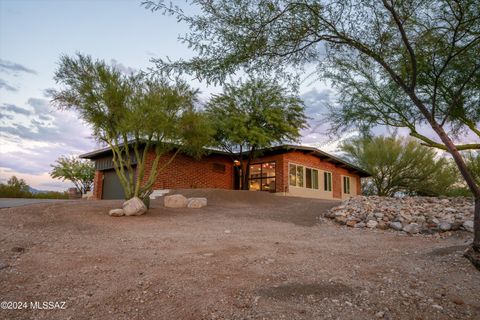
[29, 187, 49, 194]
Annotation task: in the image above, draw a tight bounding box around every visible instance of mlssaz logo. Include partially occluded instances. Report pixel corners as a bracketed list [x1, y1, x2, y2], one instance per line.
[30, 301, 66, 310]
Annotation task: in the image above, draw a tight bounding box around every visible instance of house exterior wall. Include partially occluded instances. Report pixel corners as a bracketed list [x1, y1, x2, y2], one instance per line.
[142, 151, 234, 190]
[251, 151, 362, 200]
[91, 149, 363, 200]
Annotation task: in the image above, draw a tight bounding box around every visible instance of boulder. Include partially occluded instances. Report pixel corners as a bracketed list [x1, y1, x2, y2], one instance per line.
[438, 222, 452, 232]
[354, 222, 366, 228]
[389, 221, 403, 231]
[403, 223, 420, 234]
[109, 208, 125, 217]
[463, 220, 474, 233]
[346, 220, 357, 227]
[187, 197, 207, 209]
[122, 197, 147, 216]
[366, 220, 378, 228]
[164, 194, 188, 208]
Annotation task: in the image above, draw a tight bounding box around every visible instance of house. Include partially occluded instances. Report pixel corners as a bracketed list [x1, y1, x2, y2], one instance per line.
[80, 145, 370, 200]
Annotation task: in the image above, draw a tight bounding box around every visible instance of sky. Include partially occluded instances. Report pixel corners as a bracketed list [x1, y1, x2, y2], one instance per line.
[0, 0, 345, 191]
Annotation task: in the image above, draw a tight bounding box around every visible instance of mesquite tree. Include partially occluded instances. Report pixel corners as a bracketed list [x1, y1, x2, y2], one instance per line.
[205, 78, 307, 190]
[50, 156, 95, 194]
[49, 54, 211, 201]
[341, 135, 457, 196]
[144, 0, 480, 263]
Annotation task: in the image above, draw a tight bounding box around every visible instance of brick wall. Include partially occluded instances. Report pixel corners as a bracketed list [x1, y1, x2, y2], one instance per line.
[91, 149, 363, 200]
[252, 151, 362, 199]
[142, 151, 234, 190]
[93, 170, 103, 200]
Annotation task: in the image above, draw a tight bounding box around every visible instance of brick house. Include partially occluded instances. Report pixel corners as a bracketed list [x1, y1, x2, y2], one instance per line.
[80, 145, 369, 200]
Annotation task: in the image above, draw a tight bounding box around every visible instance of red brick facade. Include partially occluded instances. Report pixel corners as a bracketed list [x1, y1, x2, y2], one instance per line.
[93, 170, 103, 200]
[142, 151, 234, 190]
[91, 148, 364, 200]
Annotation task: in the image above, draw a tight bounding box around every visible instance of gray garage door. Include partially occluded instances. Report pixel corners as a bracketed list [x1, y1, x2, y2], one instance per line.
[102, 169, 126, 200]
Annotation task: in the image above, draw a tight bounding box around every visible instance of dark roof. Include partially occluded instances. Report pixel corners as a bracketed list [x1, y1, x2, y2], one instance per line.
[79, 144, 230, 160]
[80, 144, 370, 177]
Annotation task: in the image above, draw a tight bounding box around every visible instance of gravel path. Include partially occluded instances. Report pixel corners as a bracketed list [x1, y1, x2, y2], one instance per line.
[0, 190, 478, 319]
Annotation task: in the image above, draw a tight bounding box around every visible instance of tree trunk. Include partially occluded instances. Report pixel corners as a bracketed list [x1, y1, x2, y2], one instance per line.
[408, 94, 480, 252]
[474, 198, 480, 252]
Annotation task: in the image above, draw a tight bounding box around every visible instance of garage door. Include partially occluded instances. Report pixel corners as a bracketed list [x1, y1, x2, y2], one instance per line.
[102, 169, 126, 200]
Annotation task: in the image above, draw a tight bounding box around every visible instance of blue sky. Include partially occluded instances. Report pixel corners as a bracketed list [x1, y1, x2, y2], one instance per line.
[0, 0, 359, 191]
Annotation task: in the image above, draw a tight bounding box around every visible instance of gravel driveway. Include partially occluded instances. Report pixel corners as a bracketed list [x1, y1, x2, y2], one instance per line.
[0, 189, 478, 320]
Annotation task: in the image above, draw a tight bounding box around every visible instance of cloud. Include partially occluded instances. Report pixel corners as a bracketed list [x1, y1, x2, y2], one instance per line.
[0, 78, 17, 91]
[1, 103, 32, 116]
[0, 59, 37, 75]
[0, 98, 96, 179]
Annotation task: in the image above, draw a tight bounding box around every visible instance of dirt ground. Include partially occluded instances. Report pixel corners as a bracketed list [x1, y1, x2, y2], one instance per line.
[0, 189, 479, 320]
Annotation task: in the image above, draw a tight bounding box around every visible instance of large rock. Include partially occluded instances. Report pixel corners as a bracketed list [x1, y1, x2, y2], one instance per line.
[164, 194, 188, 208]
[403, 223, 420, 234]
[366, 220, 378, 228]
[122, 197, 147, 216]
[389, 221, 403, 231]
[109, 208, 125, 217]
[187, 197, 208, 208]
[438, 221, 452, 232]
[463, 220, 474, 233]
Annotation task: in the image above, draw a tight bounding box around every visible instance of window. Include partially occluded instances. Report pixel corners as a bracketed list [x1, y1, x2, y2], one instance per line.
[248, 162, 276, 192]
[343, 176, 350, 194]
[212, 163, 226, 173]
[324, 172, 332, 191]
[289, 164, 319, 189]
[306, 168, 319, 189]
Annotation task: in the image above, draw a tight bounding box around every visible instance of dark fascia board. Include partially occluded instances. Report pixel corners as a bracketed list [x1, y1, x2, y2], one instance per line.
[79, 143, 231, 160]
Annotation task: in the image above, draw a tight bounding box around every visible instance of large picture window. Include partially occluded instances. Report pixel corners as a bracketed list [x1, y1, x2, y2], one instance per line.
[289, 164, 319, 189]
[249, 162, 276, 192]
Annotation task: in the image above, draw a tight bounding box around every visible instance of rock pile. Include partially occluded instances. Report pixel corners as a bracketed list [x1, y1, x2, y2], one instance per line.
[325, 196, 474, 234]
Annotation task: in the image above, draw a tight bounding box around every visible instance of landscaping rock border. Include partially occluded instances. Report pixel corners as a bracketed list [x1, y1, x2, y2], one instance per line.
[325, 196, 474, 234]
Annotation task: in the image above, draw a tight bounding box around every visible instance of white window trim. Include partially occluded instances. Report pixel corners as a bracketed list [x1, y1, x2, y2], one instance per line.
[323, 171, 333, 192]
[288, 162, 321, 190]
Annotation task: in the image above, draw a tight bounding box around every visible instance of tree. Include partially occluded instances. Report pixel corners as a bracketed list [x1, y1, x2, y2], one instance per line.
[49, 54, 211, 202]
[205, 78, 307, 190]
[144, 0, 480, 260]
[341, 135, 457, 197]
[50, 156, 95, 194]
[0, 176, 30, 198]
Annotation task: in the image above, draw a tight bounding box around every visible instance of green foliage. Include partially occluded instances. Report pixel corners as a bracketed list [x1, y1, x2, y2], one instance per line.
[143, 0, 480, 196]
[0, 176, 30, 198]
[49, 53, 211, 200]
[50, 156, 95, 194]
[0, 176, 68, 199]
[341, 136, 457, 197]
[205, 78, 307, 189]
[143, 0, 479, 148]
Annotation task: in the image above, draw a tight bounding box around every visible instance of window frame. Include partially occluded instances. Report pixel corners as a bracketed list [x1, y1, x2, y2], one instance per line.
[324, 171, 332, 192]
[248, 161, 276, 192]
[289, 163, 319, 190]
[343, 176, 351, 194]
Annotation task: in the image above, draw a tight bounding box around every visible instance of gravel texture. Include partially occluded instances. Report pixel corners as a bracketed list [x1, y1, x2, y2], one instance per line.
[0, 189, 479, 320]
